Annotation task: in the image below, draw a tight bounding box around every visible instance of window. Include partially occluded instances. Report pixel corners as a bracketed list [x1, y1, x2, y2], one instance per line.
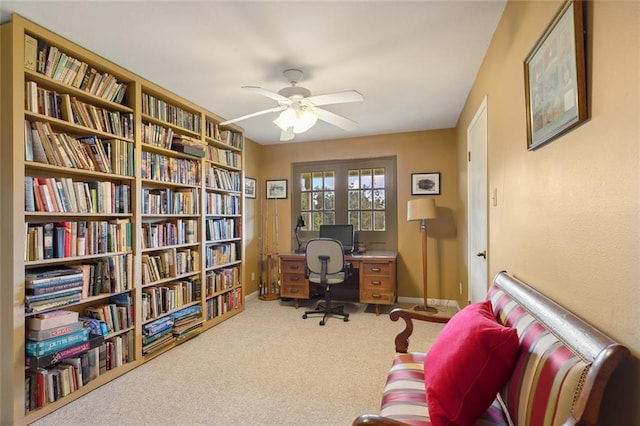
[292, 156, 397, 251]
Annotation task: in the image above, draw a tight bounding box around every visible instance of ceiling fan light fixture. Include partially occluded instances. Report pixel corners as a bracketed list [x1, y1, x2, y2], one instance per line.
[273, 106, 318, 134]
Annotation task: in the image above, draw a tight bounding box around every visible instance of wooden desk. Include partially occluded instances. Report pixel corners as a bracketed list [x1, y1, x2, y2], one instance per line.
[279, 251, 398, 315]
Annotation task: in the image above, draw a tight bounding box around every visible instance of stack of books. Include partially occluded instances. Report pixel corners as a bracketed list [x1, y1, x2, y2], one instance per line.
[142, 316, 175, 355]
[171, 305, 203, 341]
[25, 268, 84, 313]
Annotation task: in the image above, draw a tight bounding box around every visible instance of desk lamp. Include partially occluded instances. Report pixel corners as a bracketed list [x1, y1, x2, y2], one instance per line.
[294, 215, 306, 253]
[407, 198, 438, 313]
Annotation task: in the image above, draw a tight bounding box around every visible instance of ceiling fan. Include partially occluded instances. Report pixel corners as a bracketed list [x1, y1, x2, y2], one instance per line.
[220, 69, 363, 141]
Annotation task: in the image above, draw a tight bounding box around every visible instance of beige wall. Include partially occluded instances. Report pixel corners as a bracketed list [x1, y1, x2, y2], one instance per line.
[247, 130, 459, 301]
[242, 138, 262, 296]
[456, 1, 639, 423]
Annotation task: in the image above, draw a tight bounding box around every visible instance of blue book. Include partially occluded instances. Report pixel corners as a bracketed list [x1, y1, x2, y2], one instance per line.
[25, 328, 89, 357]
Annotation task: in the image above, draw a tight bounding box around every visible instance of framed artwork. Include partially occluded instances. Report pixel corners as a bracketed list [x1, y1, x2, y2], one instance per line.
[524, 0, 587, 150]
[244, 177, 256, 199]
[411, 172, 440, 195]
[266, 179, 287, 199]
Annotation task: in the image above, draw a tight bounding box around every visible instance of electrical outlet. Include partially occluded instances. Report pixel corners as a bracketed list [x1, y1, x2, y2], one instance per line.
[251, 272, 255, 281]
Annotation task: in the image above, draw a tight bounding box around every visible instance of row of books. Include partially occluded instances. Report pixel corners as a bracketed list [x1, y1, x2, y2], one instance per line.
[25, 176, 130, 214]
[25, 120, 134, 175]
[205, 267, 240, 296]
[206, 242, 240, 268]
[205, 218, 240, 241]
[205, 193, 240, 216]
[24, 34, 128, 104]
[84, 293, 133, 335]
[26, 256, 132, 306]
[205, 146, 241, 168]
[141, 187, 200, 216]
[219, 129, 244, 150]
[206, 288, 243, 320]
[25, 82, 134, 139]
[205, 166, 242, 192]
[25, 220, 132, 262]
[141, 121, 174, 149]
[141, 92, 201, 133]
[140, 151, 201, 185]
[141, 279, 201, 321]
[141, 249, 199, 285]
[141, 219, 198, 249]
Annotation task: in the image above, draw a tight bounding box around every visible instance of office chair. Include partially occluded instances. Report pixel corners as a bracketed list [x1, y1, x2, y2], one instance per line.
[302, 238, 350, 325]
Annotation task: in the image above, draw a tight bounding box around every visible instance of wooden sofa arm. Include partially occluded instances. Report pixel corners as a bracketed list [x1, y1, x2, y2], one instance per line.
[352, 414, 410, 425]
[389, 308, 449, 353]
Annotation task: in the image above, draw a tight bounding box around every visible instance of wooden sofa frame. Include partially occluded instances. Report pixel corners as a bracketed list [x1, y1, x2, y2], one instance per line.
[353, 271, 631, 425]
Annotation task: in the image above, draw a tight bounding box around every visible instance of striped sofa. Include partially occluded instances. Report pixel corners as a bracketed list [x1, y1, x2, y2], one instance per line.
[353, 271, 630, 426]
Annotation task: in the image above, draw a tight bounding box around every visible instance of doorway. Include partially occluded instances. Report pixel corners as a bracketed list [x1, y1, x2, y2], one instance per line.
[467, 97, 488, 303]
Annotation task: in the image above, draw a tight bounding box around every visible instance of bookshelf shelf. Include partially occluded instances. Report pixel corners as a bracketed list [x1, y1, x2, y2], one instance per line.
[1, 14, 245, 424]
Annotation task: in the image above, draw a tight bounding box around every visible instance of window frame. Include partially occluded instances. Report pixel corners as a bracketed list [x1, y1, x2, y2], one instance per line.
[291, 156, 397, 252]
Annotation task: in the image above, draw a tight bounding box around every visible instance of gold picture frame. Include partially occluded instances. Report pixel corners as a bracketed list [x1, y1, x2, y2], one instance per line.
[524, 0, 588, 150]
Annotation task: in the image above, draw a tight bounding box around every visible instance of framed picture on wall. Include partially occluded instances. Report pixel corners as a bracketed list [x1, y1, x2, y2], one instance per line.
[411, 172, 440, 195]
[524, 0, 587, 150]
[244, 177, 256, 199]
[266, 179, 287, 199]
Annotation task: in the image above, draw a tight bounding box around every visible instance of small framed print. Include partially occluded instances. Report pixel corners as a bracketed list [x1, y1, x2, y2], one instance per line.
[411, 172, 440, 195]
[266, 179, 287, 199]
[244, 177, 256, 199]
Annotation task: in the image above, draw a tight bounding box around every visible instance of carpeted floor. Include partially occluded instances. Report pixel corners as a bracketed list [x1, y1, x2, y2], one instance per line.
[31, 295, 447, 426]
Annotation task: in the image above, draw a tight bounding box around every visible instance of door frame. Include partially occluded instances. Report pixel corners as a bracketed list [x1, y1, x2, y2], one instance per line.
[466, 96, 489, 303]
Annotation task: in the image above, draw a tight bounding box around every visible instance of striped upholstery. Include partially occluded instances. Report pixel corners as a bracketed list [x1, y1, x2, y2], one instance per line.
[380, 352, 511, 426]
[488, 286, 590, 426]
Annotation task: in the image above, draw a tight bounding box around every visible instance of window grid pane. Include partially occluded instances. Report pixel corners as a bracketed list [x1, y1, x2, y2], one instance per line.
[300, 170, 336, 230]
[347, 168, 386, 232]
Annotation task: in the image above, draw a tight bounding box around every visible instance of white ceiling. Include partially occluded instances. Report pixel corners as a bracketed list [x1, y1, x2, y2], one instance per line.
[1, 1, 506, 145]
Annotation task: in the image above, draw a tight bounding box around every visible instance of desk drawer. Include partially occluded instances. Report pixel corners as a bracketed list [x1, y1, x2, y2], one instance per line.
[362, 262, 391, 276]
[360, 290, 394, 304]
[281, 260, 305, 274]
[361, 276, 393, 292]
[280, 279, 309, 299]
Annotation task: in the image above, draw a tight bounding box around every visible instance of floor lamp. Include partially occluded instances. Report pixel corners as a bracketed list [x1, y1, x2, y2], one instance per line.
[407, 198, 438, 313]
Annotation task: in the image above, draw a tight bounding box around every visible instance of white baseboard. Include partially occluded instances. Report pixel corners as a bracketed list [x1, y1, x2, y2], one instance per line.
[397, 296, 460, 310]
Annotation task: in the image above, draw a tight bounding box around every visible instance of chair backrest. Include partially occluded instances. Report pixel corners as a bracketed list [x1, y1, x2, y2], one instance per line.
[305, 238, 345, 275]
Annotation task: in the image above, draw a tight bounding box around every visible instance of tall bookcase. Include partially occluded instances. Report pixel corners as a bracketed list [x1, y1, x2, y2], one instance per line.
[0, 14, 245, 424]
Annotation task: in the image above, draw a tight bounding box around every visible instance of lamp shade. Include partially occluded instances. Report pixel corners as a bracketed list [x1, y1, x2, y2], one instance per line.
[273, 106, 318, 133]
[407, 198, 437, 221]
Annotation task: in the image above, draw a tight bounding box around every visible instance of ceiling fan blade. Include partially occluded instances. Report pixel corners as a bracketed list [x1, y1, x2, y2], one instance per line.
[242, 86, 291, 103]
[314, 108, 359, 131]
[220, 106, 287, 125]
[280, 127, 295, 142]
[306, 90, 363, 106]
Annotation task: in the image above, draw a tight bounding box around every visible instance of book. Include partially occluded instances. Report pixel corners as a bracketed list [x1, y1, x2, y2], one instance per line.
[26, 310, 79, 331]
[24, 34, 38, 71]
[25, 334, 104, 369]
[25, 328, 89, 357]
[26, 321, 83, 341]
[43, 222, 54, 259]
[25, 267, 83, 288]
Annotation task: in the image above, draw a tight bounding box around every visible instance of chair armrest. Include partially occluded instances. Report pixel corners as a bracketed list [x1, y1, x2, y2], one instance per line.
[352, 414, 409, 425]
[390, 308, 450, 353]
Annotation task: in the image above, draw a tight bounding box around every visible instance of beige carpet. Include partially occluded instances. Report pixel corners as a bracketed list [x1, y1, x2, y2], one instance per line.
[31, 295, 446, 426]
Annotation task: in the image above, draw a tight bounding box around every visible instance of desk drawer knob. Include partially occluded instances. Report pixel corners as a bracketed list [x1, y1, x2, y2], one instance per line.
[370, 268, 381, 273]
[371, 280, 382, 286]
[291, 276, 299, 281]
[291, 265, 299, 270]
[290, 288, 299, 293]
[372, 293, 382, 299]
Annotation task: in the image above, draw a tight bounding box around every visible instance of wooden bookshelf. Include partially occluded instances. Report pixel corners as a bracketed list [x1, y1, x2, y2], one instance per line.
[0, 14, 246, 424]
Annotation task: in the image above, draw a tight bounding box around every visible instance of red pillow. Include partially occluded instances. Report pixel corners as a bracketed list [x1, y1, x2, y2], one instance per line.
[423, 300, 519, 426]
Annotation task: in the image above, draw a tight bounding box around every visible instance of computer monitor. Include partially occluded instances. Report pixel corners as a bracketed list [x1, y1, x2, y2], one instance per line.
[319, 224, 355, 254]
